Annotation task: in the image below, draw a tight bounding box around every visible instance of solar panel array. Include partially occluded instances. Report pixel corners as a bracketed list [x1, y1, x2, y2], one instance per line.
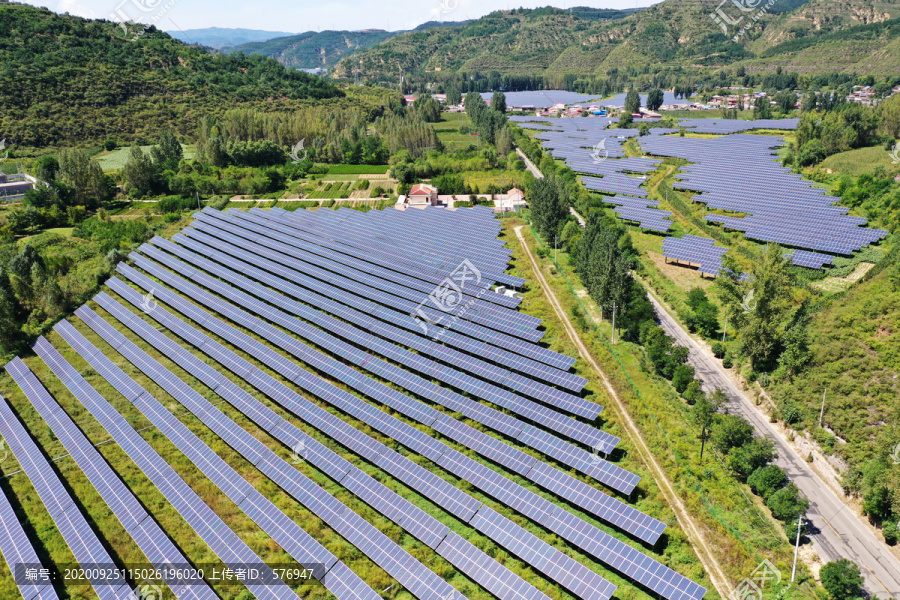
[479, 90, 603, 108]
[790, 250, 834, 269]
[662, 236, 730, 276]
[0, 365, 133, 600]
[0, 206, 707, 600]
[508, 116, 675, 231]
[0, 467, 59, 600]
[640, 133, 887, 261]
[677, 118, 799, 135]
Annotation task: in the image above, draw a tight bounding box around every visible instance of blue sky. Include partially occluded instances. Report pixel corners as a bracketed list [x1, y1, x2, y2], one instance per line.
[26, 0, 662, 34]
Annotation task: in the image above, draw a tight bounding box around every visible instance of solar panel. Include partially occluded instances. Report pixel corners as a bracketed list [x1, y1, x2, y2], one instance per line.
[29, 338, 220, 600]
[436, 531, 550, 600]
[470, 506, 616, 600]
[0, 478, 59, 600]
[1, 360, 133, 600]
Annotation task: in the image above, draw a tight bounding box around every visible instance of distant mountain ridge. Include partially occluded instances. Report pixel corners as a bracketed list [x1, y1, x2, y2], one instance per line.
[327, 0, 900, 79]
[168, 27, 297, 49]
[224, 20, 471, 70]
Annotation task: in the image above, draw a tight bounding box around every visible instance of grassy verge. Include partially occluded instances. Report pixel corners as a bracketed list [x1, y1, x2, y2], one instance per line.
[507, 218, 819, 600]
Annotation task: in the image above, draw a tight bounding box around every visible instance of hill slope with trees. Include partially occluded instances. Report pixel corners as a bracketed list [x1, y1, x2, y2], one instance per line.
[332, 1, 900, 83]
[0, 2, 342, 148]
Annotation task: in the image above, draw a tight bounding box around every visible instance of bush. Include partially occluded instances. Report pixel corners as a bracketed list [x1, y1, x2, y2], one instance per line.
[882, 522, 900, 545]
[712, 342, 726, 358]
[780, 401, 802, 424]
[767, 483, 809, 522]
[722, 355, 733, 368]
[784, 517, 806, 542]
[683, 380, 704, 404]
[371, 186, 385, 197]
[163, 212, 182, 223]
[356, 179, 370, 190]
[103, 140, 117, 151]
[672, 364, 696, 394]
[726, 437, 777, 480]
[748, 465, 787, 500]
[712, 414, 754, 453]
[820, 559, 863, 599]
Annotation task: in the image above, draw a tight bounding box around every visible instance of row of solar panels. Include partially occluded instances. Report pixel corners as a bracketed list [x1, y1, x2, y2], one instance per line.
[106, 250, 703, 600]
[637, 133, 884, 260]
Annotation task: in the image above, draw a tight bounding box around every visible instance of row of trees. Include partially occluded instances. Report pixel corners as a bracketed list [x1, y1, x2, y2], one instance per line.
[789, 103, 884, 167]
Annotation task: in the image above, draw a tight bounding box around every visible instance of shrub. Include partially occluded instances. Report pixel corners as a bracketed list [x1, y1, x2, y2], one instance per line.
[712, 414, 754, 453]
[882, 522, 900, 545]
[726, 437, 777, 480]
[372, 186, 385, 197]
[356, 179, 370, 190]
[767, 483, 809, 522]
[780, 401, 803, 424]
[672, 364, 695, 394]
[103, 140, 117, 151]
[748, 465, 787, 500]
[683, 380, 704, 404]
[163, 212, 182, 223]
[820, 559, 863, 599]
[712, 342, 726, 358]
[722, 355, 733, 368]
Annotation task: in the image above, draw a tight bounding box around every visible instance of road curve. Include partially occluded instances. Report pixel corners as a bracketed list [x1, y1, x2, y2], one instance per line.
[644, 288, 900, 599]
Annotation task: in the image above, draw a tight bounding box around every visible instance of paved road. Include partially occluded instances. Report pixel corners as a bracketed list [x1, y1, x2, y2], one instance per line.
[645, 290, 900, 598]
[516, 148, 544, 179]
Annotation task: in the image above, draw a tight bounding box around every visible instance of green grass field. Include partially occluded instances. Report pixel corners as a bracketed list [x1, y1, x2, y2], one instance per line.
[821, 145, 900, 177]
[95, 144, 195, 171]
[325, 165, 390, 175]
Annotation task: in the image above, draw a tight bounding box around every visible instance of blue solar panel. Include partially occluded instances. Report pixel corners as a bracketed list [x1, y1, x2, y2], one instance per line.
[1, 361, 133, 600]
[30, 338, 220, 600]
[0, 476, 59, 600]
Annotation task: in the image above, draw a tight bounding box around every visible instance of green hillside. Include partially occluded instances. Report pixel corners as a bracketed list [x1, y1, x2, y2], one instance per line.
[0, 2, 342, 147]
[226, 29, 397, 70]
[333, 0, 900, 81]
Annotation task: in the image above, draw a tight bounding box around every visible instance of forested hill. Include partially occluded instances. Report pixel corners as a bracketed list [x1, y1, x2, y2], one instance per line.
[226, 29, 397, 70]
[0, 2, 342, 148]
[224, 21, 474, 70]
[333, 0, 900, 81]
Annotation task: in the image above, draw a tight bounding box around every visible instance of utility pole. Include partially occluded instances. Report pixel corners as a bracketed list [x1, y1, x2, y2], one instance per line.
[196, 191, 201, 210]
[722, 315, 727, 342]
[611, 303, 617, 344]
[791, 514, 802, 582]
[818, 388, 827, 428]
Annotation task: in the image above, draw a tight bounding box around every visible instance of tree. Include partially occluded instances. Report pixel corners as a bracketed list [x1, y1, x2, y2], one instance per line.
[646, 88, 664, 111]
[717, 245, 795, 371]
[34, 156, 59, 183]
[151, 129, 184, 172]
[0, 267, 19, 353]
[57, 148, 94, 206]
[7, 245, 44, 305]
[529, 178, 569, 243]
[748, 464, 787, 500]
[685, 287, 720, 337]
[820, 559, 863, 600]
[123, 144, 155, 197]
[683, 380, 704, 404]
[712, 414, 754, 454]
[767, 483, 809, 521]
[695, 388, 726, 458]
[491, 91, 507, 114]
[672, 364, 695, 394]
[446, 86, 462, 106]
[877, 94, 900, 138]
[412, 96, 441, 123]
[726, 437, 777, 480]
[625, 88, 641, 115]
[619, 113, 633, 128]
